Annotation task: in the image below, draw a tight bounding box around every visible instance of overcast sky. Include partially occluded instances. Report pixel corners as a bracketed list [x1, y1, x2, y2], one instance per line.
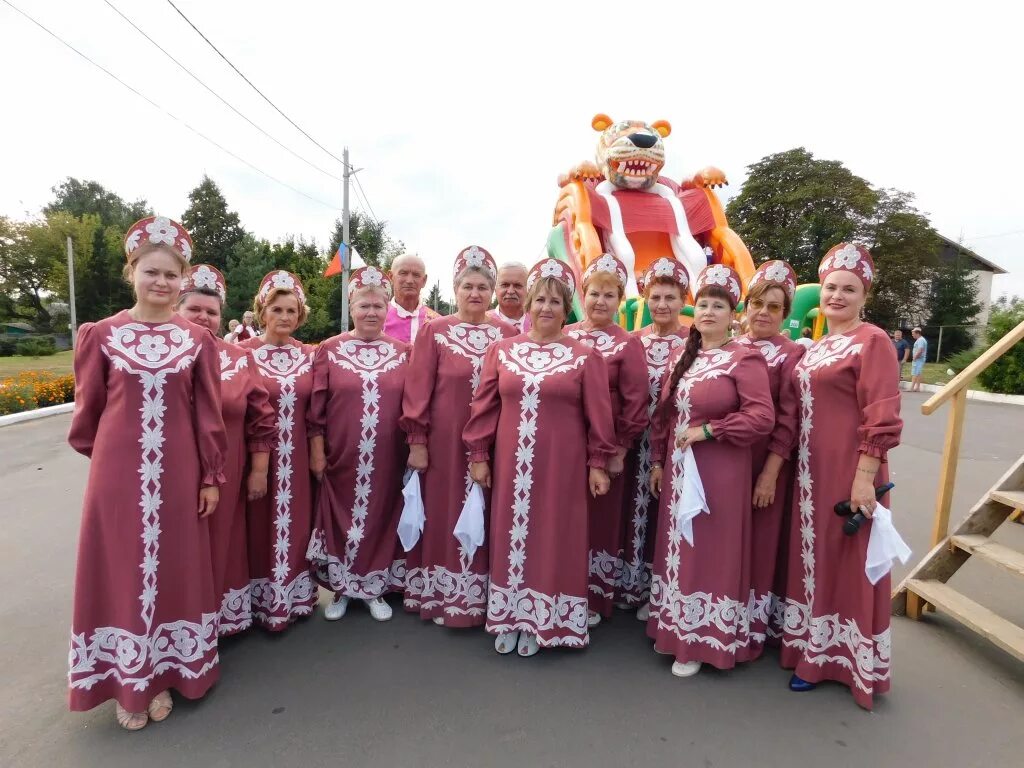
[1, 0, 1021, 302]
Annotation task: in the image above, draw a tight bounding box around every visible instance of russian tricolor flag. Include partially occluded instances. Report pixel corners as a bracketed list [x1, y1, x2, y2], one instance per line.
[323, 243, 364, 277]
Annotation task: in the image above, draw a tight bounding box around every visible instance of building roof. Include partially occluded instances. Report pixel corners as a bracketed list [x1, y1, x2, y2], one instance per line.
[2, 322, 35, 332]
[938, 234, 1007, 274]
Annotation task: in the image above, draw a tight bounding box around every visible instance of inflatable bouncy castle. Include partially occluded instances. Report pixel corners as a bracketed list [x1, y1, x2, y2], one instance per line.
[545, 114, 822, 337]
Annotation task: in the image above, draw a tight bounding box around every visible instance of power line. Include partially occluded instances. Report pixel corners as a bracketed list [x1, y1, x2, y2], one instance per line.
[102, 0, 343, 183]
[165, 0, 346, 167]
[354, 174, 381, 225]
[1, 0, 340, 210]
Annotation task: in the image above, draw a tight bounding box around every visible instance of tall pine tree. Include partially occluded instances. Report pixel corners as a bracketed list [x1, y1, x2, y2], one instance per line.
[926, 246, 982, 359]
[181, 176, 244, 272]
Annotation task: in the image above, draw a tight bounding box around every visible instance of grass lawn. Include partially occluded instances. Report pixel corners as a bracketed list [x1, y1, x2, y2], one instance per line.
[0, 350, 75, 377]
[905, 361, 987, 391]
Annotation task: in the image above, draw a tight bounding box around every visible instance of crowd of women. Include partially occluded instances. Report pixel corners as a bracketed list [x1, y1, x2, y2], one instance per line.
[66, 215, 902, 731]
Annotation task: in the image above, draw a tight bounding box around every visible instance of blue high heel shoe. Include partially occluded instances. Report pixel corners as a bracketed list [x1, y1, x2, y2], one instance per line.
[788, 674, 817, 692]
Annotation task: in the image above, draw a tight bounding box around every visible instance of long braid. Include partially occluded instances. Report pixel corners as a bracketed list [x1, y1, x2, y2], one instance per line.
[656, 326, 702, 424]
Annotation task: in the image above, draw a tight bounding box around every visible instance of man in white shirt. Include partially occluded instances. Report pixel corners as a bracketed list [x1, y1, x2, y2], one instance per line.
[488, 261, 531, 333]
[384, 253, 440, 344]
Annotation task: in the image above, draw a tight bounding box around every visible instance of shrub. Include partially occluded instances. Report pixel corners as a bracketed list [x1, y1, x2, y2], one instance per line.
[0, 371, 76, 415]
[0, 338, 16, 357]
[15, 336, 57, 357]
[976, 297, 1024, 395]
[946, 345, 984, 375]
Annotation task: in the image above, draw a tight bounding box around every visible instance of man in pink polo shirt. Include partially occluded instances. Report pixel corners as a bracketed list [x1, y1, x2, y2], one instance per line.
[488, 261, 531, 333]
[384, 253, 441, 343]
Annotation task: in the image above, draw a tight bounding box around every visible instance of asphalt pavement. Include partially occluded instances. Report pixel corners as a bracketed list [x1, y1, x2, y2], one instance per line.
[1, 391, 1023, 767]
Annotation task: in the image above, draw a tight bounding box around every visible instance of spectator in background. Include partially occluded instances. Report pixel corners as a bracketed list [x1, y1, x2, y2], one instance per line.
[911, 327, 928, 392]
[234, 310, 259, 342]
[794, 327, 815, 350]
[223, 318, 241, 343]
[892, 329, 910, 380]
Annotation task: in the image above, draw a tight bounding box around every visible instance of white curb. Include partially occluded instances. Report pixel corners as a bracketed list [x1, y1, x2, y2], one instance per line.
[0, 401, 75, 428]
[899, 381, 1024, 406]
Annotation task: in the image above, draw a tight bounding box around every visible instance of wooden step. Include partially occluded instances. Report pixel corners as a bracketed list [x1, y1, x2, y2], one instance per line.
[905, 579, 1024, 662]
[950, 534, 1024, 578]
[990, 489, 1024, 510]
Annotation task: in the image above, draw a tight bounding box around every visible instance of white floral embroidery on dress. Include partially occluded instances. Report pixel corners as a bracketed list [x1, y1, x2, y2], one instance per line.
[735, 336, 788, 368]
[565, 328, 628, 359]
[249, 343, 314, 624]
[619, 332, 687, 603]
[649, 347, 756, 652]
[778, 332, 888, 694]
[70, 322, 211, 693]
[486, 341, 590, 646]
[306, 339, 407, 598]
[219, 348, 248, 382]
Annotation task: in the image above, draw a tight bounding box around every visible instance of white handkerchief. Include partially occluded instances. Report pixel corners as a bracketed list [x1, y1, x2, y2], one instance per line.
[454, 482, 486, 559]
[397, 470, 425, 552]
[672, 447, 710, 546]
[865, 503, 911, 585]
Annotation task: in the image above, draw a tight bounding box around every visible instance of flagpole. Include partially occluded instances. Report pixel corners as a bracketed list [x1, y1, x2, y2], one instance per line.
[341, 146, 351, 333]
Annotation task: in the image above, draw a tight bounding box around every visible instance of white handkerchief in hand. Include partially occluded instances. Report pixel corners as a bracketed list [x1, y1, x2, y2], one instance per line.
[672, 447, 710, 547]
[454, 482, 486, 559]
[397, 470, 426, 552]
[865, 503, 911, 585]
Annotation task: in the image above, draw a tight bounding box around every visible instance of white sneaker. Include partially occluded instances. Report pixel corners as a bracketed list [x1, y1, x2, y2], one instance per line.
[636, 602, 650, 622]
[671, 660, 702, 678]
[433, 616, 444, 626]
[587, 611, 601, 628]
[518, 632, 540, 657]
[365, 597, 393, 622]
[324, 595, 349, 621]
[495, 631, 519, 655]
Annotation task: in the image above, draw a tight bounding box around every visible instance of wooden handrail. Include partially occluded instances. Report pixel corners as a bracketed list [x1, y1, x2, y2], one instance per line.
[921, 317, 1024, 415]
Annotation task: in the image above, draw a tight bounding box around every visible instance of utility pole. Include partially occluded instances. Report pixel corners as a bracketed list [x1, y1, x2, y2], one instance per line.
[66, 236, 78, 346]
[341, 146, 351, 332]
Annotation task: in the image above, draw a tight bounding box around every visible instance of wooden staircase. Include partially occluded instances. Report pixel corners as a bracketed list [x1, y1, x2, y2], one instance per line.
[891, 317, 1024, 661]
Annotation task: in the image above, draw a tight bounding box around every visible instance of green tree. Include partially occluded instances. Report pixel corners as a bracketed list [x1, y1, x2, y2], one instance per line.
[181, 175, 244, 272]
[0, 217, 57, 330]
[725, 148, 877, 281]
[425, 282, 453, 316]
[44, 178, 150, 321]
[978, 296, 1024, 395]
[862, 189, 941, 331]
[925, 247, 982, 359]
[224, 233, 274, 323]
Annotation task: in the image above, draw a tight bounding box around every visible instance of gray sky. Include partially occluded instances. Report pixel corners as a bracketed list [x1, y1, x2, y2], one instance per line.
[1, 0, 1021, 301]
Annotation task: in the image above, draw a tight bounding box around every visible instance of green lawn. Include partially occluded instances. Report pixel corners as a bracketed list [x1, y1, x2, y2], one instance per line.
[906, 361, 987, 391]
[0, 350, 75, 377]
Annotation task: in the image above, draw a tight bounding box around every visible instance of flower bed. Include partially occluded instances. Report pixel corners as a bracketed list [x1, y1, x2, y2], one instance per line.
[0, 370, 75, 415]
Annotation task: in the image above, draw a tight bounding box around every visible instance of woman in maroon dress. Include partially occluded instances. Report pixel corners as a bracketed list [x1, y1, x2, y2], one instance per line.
[464, 259, 616, 656]
[239, 271, 317, 631]
[68, 217, 226, 730]
[176, 265, 275, 636]
[307, 267, 410, 622]
[648, 264, 774, 678]
[616, 258, 690, 619]
[565, 254, 648, 626]
[732, 261, 805, 658]
[401, 247, 517, 626]
[778, 243, 902, 710]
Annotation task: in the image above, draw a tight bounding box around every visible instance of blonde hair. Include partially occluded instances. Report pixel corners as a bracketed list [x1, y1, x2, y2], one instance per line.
[122, 242, 189, 284]
[254, 286, 309, 327]
[524, 276, 573, 327]
[582, 270, 625, 302]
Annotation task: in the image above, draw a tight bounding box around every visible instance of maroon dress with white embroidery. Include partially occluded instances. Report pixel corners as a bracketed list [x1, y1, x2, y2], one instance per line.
[733, 333, 804, 656]
[67, 312, 226, 712]
[400, 316, 518, 625]
[616, 327, 689, 607]
[463, 337, 617, 647]
[778, 324, 901, 709]
[213, 341, 275, 635]
[306, 333, 410, 597]
[564, 322, 648, 617]
[647, 342, 774, 668]
[238, 337, 317, 631]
